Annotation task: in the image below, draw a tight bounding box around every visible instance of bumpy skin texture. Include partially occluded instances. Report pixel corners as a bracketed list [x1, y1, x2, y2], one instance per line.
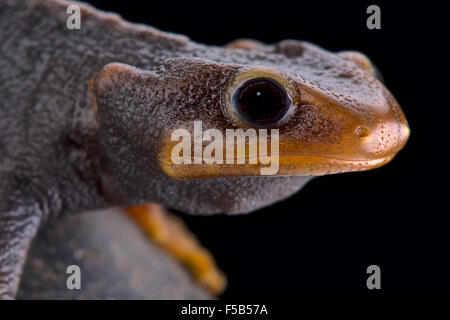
[0, 0, 408, 298]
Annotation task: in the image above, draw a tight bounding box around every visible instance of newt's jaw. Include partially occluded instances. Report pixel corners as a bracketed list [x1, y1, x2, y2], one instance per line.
[159, 152, 396, 180]
[158, 109, 409, 180]
[275, 153, 396, 175]
[158, 141, 402, 180]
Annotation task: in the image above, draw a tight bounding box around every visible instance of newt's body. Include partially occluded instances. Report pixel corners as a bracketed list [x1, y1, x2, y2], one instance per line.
[0, 0, 409, 299]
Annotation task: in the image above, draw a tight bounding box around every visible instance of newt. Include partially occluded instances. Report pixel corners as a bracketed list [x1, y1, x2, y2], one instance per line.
[0, 0, 409, 299]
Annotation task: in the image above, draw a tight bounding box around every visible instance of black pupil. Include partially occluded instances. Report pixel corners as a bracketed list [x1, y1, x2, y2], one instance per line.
[233, 78, 290, 126]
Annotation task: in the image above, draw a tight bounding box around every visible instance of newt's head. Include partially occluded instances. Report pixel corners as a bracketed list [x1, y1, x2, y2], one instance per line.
[92, 40, 409, 214]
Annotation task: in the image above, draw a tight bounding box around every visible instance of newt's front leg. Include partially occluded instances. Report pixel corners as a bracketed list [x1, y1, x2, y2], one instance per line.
[125, 204, 227, 295]
[0, 202, 42, 299]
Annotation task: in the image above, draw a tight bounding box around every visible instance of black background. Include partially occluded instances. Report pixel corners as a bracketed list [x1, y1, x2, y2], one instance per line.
[85, 0, 448, 299]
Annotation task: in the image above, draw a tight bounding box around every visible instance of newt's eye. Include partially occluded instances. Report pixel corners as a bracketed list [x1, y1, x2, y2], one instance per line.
[232, 78, 291, 127]
[223, 68, 298, 128]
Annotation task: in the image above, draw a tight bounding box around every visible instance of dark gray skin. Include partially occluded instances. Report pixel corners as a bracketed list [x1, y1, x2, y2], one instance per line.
[0, 0, 409, 298]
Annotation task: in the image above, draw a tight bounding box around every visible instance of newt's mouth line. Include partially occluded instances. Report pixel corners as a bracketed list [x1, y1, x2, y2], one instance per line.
[160, 153, 395, 179]
[281, 154, 395, 167]
[159, 154, 395, 180]
[192, 153, 396, 164]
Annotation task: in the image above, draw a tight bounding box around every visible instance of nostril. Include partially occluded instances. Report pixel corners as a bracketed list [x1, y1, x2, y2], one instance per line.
[354, 126, 370, 138]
